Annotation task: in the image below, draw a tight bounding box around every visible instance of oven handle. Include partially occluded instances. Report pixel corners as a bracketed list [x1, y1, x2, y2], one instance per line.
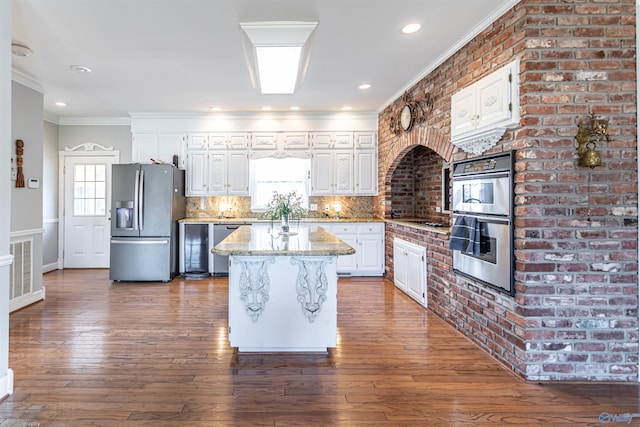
[451, 171, 510, 181]
[453, 213, 510, 225]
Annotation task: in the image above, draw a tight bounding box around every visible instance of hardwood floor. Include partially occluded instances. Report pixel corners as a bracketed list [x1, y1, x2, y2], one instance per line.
[1, 269, 638, 426]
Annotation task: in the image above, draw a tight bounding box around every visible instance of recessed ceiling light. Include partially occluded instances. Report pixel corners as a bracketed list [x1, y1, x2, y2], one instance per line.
[261, 106, 272, 111]
[290, 106, 300, 111]
[209, 107, 222, 112]
[70, 65, 92, 73]
[358, 83, 372, 90]
[401, 23, 422, 34]
[55, 101, 67, 107]
[11, 43, 32, 57]
[341, 106, 352, 111]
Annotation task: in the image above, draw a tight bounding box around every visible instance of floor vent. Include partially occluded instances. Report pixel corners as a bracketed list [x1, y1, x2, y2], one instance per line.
[10, 239, 33, 301]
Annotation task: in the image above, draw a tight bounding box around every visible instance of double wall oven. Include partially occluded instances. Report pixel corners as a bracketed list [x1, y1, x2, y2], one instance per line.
[450, 151, 514, 296]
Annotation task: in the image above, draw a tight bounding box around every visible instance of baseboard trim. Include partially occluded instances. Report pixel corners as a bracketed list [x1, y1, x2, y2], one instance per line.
[10, 288, 45, 313]
[43, 262, 58, 273]
[0, 369, 14, 399]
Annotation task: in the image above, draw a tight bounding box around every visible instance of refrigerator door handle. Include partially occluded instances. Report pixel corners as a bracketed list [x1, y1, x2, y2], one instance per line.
[111, 239, 169, 245]
[133, 169, 140, 230]
[139, 169, 145, 231]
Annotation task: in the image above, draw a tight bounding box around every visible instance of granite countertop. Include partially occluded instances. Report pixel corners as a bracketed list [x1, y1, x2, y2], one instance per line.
[180, 217, 383, 224]
[385, 218, 451, 234]
[212, 224, 356, 257]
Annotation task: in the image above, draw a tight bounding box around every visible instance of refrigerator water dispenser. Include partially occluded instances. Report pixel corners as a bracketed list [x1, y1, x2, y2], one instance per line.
[115, 201, 134, 229]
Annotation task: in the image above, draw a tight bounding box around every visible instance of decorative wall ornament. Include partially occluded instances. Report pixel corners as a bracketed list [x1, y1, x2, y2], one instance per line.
[291, 257, 331, 323]
[451, 128, 507, 155]
[575, 113, 609, 169]
[15, 139, 25, 188]
[64, 142, 115, 151]
[575, 114, 610, 221]
[235, 257, 275, 322]
[390, 91, 434, 135]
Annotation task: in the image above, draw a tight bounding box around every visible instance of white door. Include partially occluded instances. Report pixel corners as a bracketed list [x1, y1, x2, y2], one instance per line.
[63, 155, 114, 268]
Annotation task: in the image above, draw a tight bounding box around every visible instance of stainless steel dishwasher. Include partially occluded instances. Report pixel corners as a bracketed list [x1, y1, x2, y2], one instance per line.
[213, 224, 243, 276]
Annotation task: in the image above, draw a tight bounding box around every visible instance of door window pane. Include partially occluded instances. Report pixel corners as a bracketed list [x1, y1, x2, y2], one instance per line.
[73, 163, 107, 217]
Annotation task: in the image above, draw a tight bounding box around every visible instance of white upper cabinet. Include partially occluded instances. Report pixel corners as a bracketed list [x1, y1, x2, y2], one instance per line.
[310, 132, 354, 149]
[354, 132, 376, 149]
[179, 129, 376, 197]
[311, 150, 354, 195]
[185, 133, 249, 196]
[132, 133, 186, 167]
[450, 59, 520, 155]
[355, 149, 377, 195]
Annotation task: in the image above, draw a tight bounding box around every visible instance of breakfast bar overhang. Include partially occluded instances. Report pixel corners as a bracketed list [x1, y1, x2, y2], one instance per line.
[212, 224, 355, 352]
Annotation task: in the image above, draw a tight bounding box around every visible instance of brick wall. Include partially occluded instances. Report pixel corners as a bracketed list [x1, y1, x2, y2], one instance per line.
[378, 0, 637, 381]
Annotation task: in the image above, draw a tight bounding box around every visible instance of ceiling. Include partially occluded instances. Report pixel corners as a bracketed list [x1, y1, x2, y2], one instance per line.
[11, 0, 517, 119]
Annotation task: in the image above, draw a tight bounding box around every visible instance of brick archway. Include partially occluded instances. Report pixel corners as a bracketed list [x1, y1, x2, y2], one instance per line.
[377, 126, 453, 218]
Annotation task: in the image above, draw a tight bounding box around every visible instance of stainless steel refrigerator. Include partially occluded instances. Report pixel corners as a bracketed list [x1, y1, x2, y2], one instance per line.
[109, 163, 185, 282]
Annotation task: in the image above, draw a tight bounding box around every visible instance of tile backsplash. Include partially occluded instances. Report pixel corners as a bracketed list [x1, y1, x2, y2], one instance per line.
[186, 196, 375, 219]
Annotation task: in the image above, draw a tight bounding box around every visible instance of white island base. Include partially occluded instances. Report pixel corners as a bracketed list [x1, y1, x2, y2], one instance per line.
[228, 254, 337, 352]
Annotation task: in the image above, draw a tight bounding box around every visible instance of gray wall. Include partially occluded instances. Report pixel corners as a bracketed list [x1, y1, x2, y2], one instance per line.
[59, 125, 132, 163]
[11, 82, 43, 232]
[43, 120, 58, 270]
[11, 81, 44, 295]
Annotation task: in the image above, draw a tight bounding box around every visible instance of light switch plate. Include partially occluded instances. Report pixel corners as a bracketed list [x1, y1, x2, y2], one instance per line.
[310, 203, 318, 211]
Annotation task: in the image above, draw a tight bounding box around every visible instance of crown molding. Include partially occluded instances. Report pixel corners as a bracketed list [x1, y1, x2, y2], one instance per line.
[57, 116, 131, 126]
[129, 111, 378, 121]
[378, 0, 521, 112]
[43, 112, 60, 125]
[11, 68, 45, 93]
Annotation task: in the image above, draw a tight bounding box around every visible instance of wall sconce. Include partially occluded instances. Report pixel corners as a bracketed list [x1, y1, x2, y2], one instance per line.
[575, 113, 610, 168]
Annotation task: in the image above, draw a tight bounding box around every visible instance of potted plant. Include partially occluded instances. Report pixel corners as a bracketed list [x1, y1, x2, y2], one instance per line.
[262, 190, 308, 233]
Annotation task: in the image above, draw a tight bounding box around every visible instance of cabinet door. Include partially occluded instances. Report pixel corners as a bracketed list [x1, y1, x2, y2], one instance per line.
[187, 133, 208, 150]
[405, 247, 425, 305]
[207, 153, 227, 195]
[311, 151, 333, 195]
[251, 133, 278, 150]
[355, 150, 377, 195]
[336, 235, 357, 273]
[310, 132, 333, 149]
[186, 150, 207, 196]
[357, 235, 383, 273]
[354, 132, 376, 149]
[228, 133, 249, 149]
[393, 241, 407, 291]
[158, 134, 185, 167]
[451, 87, 476, 137]
[334, 151, 354, 194]
[132, 133, 158, 164]
[333, 132, 354, 149]
[332, 224, 357, 273]
[476, 65, 512, 129]
[227, 152, 249, 195]
[282, 133, 309, 149]
[208, 134, 228, 150]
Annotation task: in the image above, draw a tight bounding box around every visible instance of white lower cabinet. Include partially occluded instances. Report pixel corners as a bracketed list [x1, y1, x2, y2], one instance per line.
[393, 238, 427, 306]
[327, 222, 384, 276]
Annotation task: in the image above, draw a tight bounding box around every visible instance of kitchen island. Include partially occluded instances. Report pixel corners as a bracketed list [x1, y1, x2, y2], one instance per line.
[212, 223, 355, 352]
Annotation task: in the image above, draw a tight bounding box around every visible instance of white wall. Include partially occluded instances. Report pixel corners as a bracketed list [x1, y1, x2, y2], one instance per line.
[0, 0, 14, 398]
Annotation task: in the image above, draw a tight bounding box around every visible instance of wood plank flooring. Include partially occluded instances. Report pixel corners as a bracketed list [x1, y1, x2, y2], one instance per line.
[1, 269, 638, 426]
